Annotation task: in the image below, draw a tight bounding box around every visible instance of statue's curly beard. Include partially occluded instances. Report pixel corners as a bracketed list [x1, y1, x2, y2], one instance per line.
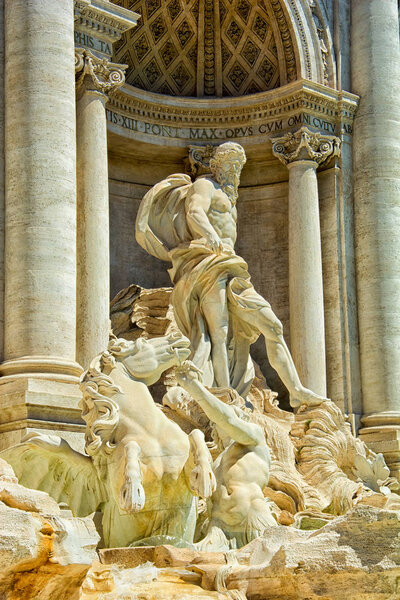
[215, 171, 240, 204]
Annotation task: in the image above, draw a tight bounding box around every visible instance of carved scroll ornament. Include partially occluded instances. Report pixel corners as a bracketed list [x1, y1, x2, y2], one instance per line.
[272, 126, 341, 166]
[75, 48, 127, 95]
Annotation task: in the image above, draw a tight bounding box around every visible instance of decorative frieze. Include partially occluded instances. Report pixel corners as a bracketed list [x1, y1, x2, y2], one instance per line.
[270, 0, 297, 83]
[309, 0, 331, 86]
[204, 0, 216, 96]
[75, 48, 127, 95]
[271, 126, 341, 166]
[106, 80, 358, 146]
[286, 0, 312, 79]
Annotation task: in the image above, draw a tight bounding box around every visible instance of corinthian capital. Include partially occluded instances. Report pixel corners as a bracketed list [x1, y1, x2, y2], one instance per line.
[75, 48, 127, 96]
[272, 126, 341, 166]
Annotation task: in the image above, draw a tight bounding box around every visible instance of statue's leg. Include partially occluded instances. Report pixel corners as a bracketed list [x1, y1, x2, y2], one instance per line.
[115, 438, 145, 512]
[202, 279, 230, 387]
[185, 428, 216, 498]
[241, 306, 327, 407]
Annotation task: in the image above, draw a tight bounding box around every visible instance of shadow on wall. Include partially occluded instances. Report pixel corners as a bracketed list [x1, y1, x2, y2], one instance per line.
[110, 190, 171, 297]
[251, 336, 290, 411]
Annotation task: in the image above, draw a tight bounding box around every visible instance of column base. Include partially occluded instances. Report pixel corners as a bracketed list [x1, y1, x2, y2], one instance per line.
[358, 412, 400, 480]
[0, 375, 86, 454]
[0, 355, 83, 382]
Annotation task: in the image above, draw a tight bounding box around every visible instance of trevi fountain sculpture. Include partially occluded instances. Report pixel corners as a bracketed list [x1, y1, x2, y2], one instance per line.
[1, 143, 400, 600]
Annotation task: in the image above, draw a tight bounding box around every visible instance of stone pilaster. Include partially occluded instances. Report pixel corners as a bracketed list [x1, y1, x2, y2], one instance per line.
[352, 0, 400, 478]
[0, 0, 4, 365]
[272, 127, 340, 397]
[0, 0, 84, 450]
[2, 0, 80, 379]
[0, 0, 137, 451]
[75, 49, 126, 368]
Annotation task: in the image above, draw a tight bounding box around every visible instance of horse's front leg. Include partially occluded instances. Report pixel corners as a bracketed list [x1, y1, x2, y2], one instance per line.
[117, 438, 145, 512]
[185, 429, 216, 499]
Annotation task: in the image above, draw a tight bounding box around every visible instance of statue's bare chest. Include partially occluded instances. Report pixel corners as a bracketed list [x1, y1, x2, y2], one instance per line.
[209, 189, 232, 214]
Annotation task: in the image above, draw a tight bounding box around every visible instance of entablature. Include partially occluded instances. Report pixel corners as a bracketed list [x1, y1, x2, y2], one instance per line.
[106, 78, 359, 150]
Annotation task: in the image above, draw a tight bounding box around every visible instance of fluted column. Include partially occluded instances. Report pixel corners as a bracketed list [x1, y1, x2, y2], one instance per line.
[75, 49, 126, 368]
[352, 0, 400, 477]
[272, 127, 340, 396]
[1, 0, 80, 381]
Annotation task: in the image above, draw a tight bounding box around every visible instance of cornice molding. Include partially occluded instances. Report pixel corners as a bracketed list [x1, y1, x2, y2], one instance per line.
[107, 79, 358, 128]
[74, 0, 139, 43]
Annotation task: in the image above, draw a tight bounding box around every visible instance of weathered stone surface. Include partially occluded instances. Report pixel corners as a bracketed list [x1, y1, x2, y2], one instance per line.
[0, 458, 99, 600]
[100, 546, 156, 568]
[0, 481, 60, 515]
[225, 506, 400, 599]
[154, 545, 227, 568]
[81, 567, 226, 600]
[80, 506, 400, 600]
[0, 502, 46, 573]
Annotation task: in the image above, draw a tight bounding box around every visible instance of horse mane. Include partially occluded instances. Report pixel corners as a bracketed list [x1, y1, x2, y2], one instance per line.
[79, 350, 122, 458]
[79, 336, 144, 458]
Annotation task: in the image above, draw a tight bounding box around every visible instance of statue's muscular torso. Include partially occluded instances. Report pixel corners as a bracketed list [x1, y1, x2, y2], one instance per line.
[205, 178, 237, 248]
[186, 176, 237, 249]
[211, 441, 271, 527]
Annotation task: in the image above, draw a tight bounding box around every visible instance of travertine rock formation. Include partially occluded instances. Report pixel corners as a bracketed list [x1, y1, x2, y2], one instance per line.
[76, 505, 400, 600]
[0, 457, 98, 600]
[111, 284, 176, 341]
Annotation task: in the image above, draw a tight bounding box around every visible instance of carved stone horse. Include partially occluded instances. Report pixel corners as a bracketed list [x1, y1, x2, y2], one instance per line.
[2, 333, 216, 548]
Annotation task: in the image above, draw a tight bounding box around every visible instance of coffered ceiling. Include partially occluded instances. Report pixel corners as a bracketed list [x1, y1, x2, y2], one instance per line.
[111, 0, 296, 97]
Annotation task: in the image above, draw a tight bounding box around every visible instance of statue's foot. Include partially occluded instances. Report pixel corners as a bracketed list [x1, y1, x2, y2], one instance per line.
[119, 476, 145, 512]
[290, 387, 328, 409]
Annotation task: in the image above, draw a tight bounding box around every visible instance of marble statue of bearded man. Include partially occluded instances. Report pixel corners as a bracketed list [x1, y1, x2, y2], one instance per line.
[136, 142, 325, 408]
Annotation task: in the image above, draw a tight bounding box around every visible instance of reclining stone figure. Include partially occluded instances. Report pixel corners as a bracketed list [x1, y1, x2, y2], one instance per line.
[175, 360, 276, 551]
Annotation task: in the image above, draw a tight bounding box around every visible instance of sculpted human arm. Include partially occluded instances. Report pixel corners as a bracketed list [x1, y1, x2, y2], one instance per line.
[185, 179, 223, 252]
[175, 362, 264, 447]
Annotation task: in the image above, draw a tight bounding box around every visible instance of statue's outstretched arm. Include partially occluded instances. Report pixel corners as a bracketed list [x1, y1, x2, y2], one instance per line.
[175, 362, 264, 447]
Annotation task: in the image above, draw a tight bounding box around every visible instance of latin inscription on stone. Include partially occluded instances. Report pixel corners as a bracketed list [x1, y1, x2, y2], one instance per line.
[106, 109, 351, 141]
[74, 31, 112, 56]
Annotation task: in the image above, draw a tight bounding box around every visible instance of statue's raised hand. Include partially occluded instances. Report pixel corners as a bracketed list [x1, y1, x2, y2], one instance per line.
[175, 360, 203, 390]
